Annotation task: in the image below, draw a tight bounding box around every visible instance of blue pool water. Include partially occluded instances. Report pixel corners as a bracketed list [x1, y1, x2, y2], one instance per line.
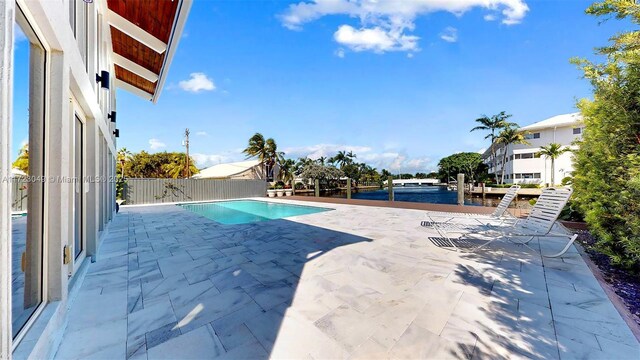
[180, 200, 331, 225]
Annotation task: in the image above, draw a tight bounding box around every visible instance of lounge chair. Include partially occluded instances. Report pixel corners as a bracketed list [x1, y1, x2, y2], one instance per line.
[421, 184, 521, 228]
[427, 187, 578, 258]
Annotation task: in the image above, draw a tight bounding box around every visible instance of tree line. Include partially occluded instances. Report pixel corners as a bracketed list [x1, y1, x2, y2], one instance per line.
[116, 149, 199, 179]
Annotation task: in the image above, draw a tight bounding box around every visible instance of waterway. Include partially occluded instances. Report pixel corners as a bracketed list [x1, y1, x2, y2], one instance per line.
[299, 186, 533, 208]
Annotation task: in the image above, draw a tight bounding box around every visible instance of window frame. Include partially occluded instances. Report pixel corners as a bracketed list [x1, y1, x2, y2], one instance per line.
[70, 99, 87, 271]
[11, 3, 50, 348]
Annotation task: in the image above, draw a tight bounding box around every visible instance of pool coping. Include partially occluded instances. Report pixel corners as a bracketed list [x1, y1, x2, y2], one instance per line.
[176, 198, 335, 225]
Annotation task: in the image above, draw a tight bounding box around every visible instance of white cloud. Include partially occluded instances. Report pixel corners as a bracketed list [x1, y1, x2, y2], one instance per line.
[440, 27, 458, 43]
[191, 153, 235, 168]
[279, 0, 528, 53]
[282, 143, 435, 173]
[484, 14, 497, 21]
[148, 138, 166, 150]
[334, 25, 419, 53]
[284, 144, 373, 160]
[195, 131, 208, 136]
[178, 73, 216, 93]
[335, 48, 346, 58]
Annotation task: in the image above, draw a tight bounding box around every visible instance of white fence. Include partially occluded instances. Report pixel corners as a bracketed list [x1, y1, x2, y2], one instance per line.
[122, 178, 267, 205]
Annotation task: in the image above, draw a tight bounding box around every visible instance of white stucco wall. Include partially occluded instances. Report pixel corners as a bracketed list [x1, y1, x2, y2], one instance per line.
[2, 1, 118, 358]
[484, 122, 582, 185]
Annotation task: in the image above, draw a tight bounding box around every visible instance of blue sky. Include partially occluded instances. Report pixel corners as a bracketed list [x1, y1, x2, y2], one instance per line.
[13, 0, 630, 173]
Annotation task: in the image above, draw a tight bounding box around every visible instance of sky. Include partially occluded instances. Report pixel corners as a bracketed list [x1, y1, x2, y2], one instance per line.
[12, 0, 631, 174]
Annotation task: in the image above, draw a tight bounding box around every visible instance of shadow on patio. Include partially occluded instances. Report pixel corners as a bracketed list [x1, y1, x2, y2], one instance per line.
[446, 237, 639, 359]
[56, 204, 373, 359]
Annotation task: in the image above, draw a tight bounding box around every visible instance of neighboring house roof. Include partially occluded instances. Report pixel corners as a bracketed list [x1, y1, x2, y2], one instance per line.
[193, 160, 261, 179]
[520, 112, 582, 132]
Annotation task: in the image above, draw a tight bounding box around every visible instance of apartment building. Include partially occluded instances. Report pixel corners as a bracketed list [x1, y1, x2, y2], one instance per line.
[483, 113, 583, 185]
[0, 1, 190, 358]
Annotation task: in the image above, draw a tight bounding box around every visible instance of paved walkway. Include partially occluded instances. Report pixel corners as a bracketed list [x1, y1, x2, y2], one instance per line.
[54, 199, 639, 359]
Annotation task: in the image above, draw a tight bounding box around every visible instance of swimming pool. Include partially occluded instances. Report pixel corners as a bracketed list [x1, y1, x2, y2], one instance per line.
[179, 200, 332, 225]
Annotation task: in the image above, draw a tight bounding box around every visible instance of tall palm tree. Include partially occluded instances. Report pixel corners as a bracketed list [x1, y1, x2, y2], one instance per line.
[331, 151, 350, 169]
[538, 143, 570, 186]
[243, 133, 279, 180]
[316, 156, 327, 166]
[496, 126, 530, 184]
[471, 111, 515, 183]
[279, 158, 295, 185]
[346, 151, 356, 162]
[265, 138, 281, 180]
[295, 157, 312, 175]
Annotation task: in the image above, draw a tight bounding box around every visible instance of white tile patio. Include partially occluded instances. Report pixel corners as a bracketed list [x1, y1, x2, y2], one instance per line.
[53, 199, 640, 360]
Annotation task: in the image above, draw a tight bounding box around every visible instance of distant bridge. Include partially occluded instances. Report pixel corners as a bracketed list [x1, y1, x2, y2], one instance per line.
[384, 178, 444, 187]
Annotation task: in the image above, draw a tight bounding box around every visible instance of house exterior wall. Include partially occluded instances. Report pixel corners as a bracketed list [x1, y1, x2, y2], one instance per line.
[230, 167, 261, 180]
[1, 1, 118, 358]
[485, 121, 583, 185]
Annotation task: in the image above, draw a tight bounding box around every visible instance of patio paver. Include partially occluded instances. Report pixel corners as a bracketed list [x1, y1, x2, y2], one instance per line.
[53, 199, 640, 359]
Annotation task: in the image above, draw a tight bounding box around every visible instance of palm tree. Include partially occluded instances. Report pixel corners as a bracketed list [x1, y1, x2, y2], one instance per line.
[279, 158, 295, 185]
[538, 143, 570, 186]
[117, 148, 132, 178]
[331, 151, 350, 169]
[243, 133, 279, 180]
[316, 156, 327, 166]
[471, 111, 515, 183]
[346, 150, 356, 163]
[496, 126, 530, 184]
[295, 157, 312, 175]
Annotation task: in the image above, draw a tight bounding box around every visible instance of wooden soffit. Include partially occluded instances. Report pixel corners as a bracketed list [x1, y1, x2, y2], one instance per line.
[107, 0, 191, 102]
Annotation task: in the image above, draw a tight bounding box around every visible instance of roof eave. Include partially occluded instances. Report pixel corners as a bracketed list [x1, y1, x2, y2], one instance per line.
[152, 0, 192, 103]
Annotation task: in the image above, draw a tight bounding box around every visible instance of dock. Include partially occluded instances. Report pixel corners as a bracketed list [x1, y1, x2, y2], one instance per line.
[469, 186, 542, 198]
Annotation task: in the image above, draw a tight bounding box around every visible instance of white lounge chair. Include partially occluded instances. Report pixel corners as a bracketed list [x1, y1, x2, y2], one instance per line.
[428, 187, 578, 258]
[421, 184, 521, 228]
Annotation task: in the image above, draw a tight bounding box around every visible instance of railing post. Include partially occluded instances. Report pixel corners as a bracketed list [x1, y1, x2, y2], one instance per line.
[388, 176, 394, 201]
[457, 173, 465, 206]
[315, 179, 320, 197]
[346, 178, 352, 199]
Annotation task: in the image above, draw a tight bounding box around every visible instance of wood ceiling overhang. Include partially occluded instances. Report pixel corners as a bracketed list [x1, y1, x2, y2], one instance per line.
[107, 0, 190, 102]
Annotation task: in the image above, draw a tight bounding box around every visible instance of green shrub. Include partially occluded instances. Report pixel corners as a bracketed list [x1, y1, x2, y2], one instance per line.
[294, 182, 305, 190]
[559, 201, 585, 222]
[520, 184, 540, 189]
[116, 178, 127, 201]
[571, 0, 640, 271]
[560, 176, 573, 186]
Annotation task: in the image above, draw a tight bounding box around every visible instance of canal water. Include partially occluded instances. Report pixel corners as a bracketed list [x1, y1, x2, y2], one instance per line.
[299, 186, 533, 208]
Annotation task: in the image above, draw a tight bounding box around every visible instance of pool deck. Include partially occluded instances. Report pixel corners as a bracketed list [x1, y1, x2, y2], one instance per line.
[53, 198, 639, 359]
[286, 195, 531, 217]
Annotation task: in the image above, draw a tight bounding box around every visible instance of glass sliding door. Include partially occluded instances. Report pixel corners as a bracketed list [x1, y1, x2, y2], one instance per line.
[74, 115, 84, 259]
[11, 6, 47, 339]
